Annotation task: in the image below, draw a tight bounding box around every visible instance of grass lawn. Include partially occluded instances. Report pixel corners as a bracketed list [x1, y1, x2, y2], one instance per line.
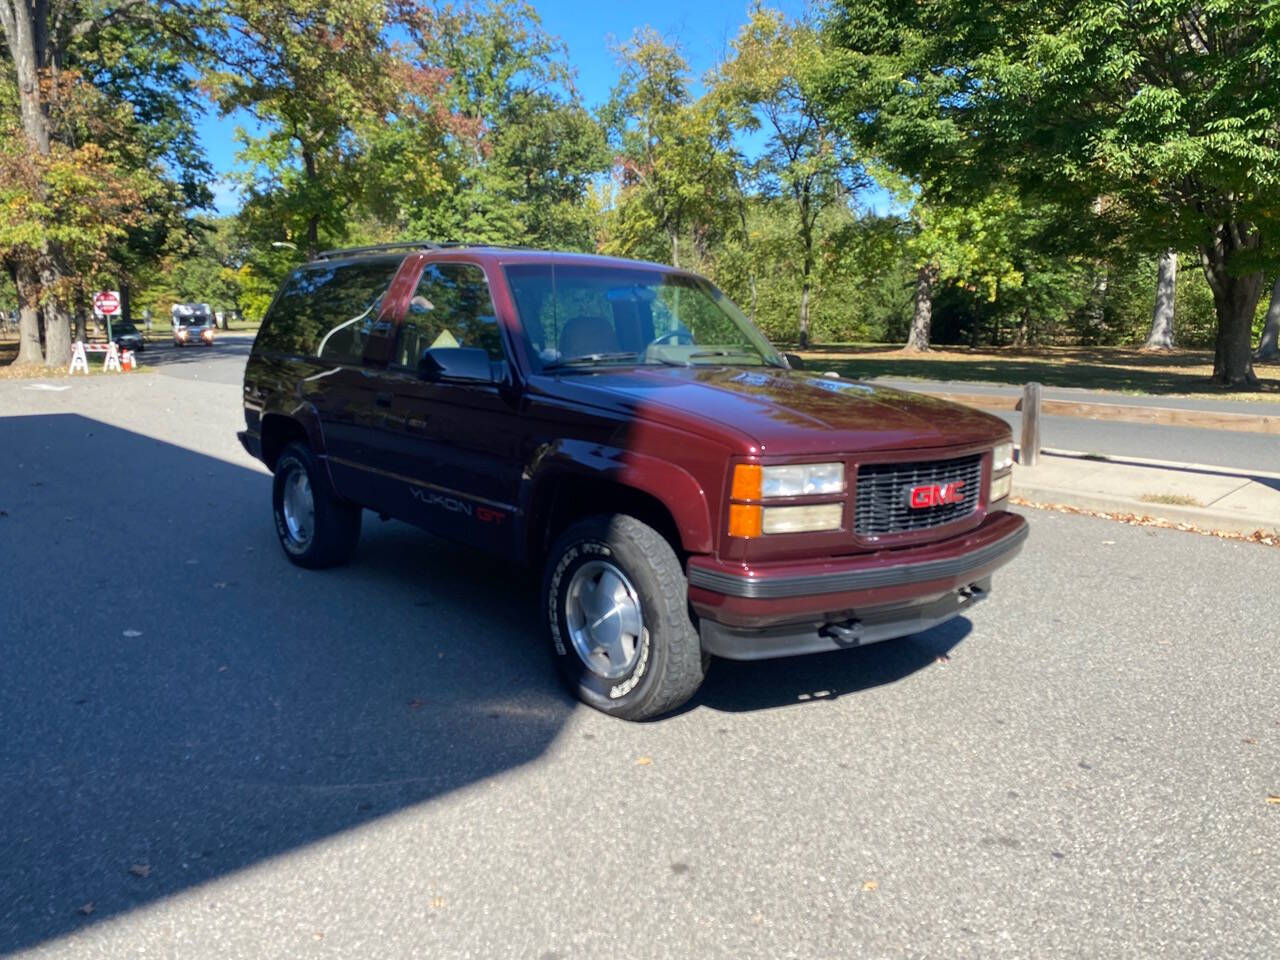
[796, 344, 1280, 403]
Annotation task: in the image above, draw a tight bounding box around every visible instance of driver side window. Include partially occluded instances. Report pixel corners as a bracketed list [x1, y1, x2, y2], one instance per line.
[394, 262, 504, 370]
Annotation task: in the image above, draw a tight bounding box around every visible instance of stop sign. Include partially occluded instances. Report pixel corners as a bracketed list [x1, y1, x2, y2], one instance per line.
[93, 290, 120, 316]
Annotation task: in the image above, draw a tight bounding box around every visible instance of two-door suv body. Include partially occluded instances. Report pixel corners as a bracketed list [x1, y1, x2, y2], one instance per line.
[240, 243, 1027, 719]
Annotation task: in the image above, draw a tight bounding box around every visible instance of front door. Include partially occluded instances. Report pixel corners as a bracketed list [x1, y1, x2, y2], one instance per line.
[362, 260, 525, 554]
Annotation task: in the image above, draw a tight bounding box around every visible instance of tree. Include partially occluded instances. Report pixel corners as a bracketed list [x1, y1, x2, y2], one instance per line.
[719, 7, 865, 347]
[206, 0, 453, 259]
[601, 29, 705, 267]
[1255, 278, 1280, 362]
[1142, 250, 1178, 351]
[822, 0, 1280, 385]
[400, 1, 607, 248]
[0, 0, 184, 366]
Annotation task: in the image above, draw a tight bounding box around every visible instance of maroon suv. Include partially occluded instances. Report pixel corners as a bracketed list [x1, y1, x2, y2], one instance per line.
[239, 243, 1027, 719]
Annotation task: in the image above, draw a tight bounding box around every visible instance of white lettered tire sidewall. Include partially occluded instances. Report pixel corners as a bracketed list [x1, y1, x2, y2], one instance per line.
[543, 515, 705, 720]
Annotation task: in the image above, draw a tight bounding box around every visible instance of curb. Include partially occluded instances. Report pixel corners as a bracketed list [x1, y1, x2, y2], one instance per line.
[1011, 480, 1280, 537]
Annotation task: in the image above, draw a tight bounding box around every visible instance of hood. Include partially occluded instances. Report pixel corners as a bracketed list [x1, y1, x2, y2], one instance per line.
[565, 366, 1010, 456]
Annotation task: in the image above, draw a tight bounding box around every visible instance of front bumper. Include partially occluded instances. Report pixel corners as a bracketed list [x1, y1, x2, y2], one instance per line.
[701, 578, 991, 661]
[687, 510, 1027, 650]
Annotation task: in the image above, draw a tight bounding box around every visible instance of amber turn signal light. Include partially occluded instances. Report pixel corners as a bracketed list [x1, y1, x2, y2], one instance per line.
[727, 504, 763, 538]
[731, 463, 762, 500]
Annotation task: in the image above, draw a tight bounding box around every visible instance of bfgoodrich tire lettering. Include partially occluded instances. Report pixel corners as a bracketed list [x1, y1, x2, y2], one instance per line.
[271, 441, 362, 569]
[543, 514, 705, 720]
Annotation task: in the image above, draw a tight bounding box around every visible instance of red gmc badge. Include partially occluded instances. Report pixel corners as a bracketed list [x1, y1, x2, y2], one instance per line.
[908, 481, 966, 509]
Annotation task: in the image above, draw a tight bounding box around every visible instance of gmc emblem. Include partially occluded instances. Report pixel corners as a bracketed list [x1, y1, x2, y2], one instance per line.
[908, 481, 966, 509]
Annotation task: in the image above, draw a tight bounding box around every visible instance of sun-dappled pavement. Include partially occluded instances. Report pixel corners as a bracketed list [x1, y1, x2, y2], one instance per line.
[1, 362, 1278, 958]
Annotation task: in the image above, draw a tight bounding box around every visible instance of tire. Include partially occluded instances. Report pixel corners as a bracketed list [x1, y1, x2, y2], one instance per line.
[271, 441, 362, 569]
[542, 514, 705, 720]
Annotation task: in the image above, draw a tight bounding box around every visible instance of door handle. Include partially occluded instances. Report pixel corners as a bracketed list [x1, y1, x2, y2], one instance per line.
[375, 391, 393, 408]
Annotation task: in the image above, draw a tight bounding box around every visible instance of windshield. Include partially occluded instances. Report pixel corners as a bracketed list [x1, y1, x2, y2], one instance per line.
[504, 263, 783, 373]
[178, 315, 208, 326]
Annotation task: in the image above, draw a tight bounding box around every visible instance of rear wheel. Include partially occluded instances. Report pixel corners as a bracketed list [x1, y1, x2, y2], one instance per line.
[542, 514, 705, 720]
[272, 441, 361, 568]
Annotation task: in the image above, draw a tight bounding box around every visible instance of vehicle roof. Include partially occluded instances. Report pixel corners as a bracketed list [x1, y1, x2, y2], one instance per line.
[302, 245, 679, 274]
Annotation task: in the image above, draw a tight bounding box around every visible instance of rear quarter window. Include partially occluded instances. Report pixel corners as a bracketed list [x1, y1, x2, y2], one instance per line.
[255, 258, 401, 360]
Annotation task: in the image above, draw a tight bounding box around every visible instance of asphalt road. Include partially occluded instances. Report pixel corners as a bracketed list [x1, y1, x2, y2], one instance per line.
[2, 355, 1278, 958]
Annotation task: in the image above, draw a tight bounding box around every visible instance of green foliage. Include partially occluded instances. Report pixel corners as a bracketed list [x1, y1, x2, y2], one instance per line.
[400, 2, 607, 249]
[821, 0, 1280, 381]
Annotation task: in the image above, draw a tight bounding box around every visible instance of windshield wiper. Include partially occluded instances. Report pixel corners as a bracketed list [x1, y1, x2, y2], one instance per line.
[542, 351, 640, 371]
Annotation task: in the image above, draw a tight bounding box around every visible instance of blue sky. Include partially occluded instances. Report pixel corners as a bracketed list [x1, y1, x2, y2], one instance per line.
[197, 0, 884, 216]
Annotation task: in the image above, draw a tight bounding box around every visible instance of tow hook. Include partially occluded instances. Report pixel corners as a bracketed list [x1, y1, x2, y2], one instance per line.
[821, 619, 864, 647]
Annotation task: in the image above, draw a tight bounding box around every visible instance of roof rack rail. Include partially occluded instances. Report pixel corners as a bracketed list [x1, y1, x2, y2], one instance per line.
[312, 241, 461, 261]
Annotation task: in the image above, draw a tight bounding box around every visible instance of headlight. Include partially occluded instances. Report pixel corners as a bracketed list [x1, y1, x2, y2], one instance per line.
[990, 472, 1012, 502]
[761, 503, 843, 534]
[728, 463, 847, 537]
[992, 441, 1014, 473]
[732, 462, 844, 499]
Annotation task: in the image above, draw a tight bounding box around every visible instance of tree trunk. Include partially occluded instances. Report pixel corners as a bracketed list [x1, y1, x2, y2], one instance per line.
[12, 261, 43, 365]
[1200, 226, 1264, 386]
[73, 288, 88, 343]
[43, 298, 72, 366]
[1253, 277, 1280, 362]
[906, 263, 936, 351]
[1087, 265, 1109, 340]
[1013, 307, 1029, 347]
[798, 263, 811, 349]
[1142, 250, 1178, 351]
[120, 281, 132, 325]
[670, 230, 680, 270]
[302, 148, 319, 260]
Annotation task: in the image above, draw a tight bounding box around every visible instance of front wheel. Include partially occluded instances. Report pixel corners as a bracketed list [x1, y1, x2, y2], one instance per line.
[542, 514, 705, 720]
[271, 442, 362, 568]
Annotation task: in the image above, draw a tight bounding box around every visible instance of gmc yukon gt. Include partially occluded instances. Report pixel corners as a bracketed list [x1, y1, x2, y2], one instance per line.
[239, 243, 1027, 720]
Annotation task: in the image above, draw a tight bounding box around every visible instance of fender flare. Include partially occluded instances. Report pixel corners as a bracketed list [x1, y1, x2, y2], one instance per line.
[521, 439, 714, 559]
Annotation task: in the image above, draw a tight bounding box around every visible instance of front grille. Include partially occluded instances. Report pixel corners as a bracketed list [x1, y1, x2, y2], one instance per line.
[854, 454, 983, 536]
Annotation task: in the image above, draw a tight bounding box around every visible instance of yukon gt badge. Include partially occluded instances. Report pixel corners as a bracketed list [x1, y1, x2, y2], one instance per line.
[908, 481, 966, 509]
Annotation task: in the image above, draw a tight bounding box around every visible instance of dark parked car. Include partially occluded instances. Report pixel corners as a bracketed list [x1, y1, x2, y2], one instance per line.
[109, 320, 145, 353]
[239, 243, 1026, 719]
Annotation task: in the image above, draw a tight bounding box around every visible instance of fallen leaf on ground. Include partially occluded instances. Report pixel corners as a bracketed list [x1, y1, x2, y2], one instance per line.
[122, 629, 142, 638]
[635, 756, 653, 766]
[430, 896, 446, 909]
[1010, 498, 1280, 549]
[128, 863, 151, 878]
[862, 880, 879, 892]
[1267, 794, 1280, 806]
[77, 902, 94, 916]
[1243, 738, 1258, 745]
[1101, 540, 1115, 545]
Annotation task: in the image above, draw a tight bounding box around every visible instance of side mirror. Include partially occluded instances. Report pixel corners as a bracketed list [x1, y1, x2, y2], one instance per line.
[784, 352, 806, 371]
[418, 346, 494, 382]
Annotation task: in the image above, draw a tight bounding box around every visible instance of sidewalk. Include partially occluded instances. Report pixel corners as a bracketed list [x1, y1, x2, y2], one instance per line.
[1012, 449, 1280, 536]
